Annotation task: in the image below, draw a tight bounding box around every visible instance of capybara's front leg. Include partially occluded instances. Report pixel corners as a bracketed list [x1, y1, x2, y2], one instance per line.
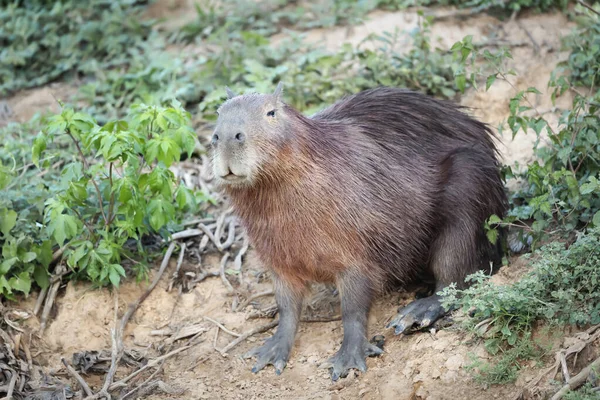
[320, 268, 383, 381]
[244, 275, 304, 375]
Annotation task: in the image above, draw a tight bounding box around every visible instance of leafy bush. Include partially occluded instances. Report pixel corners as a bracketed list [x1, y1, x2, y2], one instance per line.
[440, 227, 600, 383]
[0, 0, 154, 95]
[0, 101, 204, 299]
[450, 6, 600, 244]
[387, 0, 568, 13]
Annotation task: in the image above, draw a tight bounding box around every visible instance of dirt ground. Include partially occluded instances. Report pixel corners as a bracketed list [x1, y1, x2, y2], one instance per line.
[2, 3, 586, 400]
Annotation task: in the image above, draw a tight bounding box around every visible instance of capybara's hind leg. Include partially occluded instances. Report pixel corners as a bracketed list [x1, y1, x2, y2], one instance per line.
[320, 268, 383, 381]
[244, 275, 305, 375]
[388, 148, 505, 335]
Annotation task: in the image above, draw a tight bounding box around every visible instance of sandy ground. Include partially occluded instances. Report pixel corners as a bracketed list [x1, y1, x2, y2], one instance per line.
[1, 2, 585, 399]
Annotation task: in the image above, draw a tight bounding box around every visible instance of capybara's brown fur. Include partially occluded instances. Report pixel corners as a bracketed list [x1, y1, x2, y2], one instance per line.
[210, 84, 507, 379]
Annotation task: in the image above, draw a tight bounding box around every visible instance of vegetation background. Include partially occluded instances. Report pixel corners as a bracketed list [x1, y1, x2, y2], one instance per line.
[0, 0, 599, 399]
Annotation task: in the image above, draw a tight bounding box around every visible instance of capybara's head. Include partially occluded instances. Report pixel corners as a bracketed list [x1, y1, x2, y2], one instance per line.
[211, 82, 288, 188]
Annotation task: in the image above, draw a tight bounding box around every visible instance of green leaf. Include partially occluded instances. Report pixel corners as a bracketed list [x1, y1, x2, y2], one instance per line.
[486, 228, 499, 244]
[32, 134, 47, 168]
[0, 257, 18, 274]
[593, 211, 600, 228]
[0, 209, 17, 236]
[21, 252, 37, 263]
[9, 272, 32, 295]
[33, 265, 50, 289]
[486, 74, 497, 91]
[455, 74, 466, 93]
[47, 213, 79, 247]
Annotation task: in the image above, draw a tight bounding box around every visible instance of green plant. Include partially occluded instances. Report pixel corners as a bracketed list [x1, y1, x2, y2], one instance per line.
[0, 0, 155, 95]
[562, 380, 600, 400]
[464, 334, 545, 385]
[440, 227, 600, 384]
[0, 101, 206, 299]
[450, 7, 600, 244]
[384, 0, 568, 13]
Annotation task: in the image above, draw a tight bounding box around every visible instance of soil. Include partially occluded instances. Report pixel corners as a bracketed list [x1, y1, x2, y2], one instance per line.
[1, 2, 584, 399]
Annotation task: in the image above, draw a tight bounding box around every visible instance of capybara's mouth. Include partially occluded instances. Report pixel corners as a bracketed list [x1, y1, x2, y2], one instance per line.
[221, 173, 246, 183]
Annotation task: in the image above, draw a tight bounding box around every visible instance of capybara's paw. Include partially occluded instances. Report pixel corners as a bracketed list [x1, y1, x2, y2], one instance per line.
[386, 295, 446, 335]
[243, 335, 291, 375]
[319, 341, 383, 381]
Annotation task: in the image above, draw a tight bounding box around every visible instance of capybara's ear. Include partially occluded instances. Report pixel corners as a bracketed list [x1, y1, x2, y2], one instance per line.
[273, 81, 284, 102]
[225, 86, 237, 100]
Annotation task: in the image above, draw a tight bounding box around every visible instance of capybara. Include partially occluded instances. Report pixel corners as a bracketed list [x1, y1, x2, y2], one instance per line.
[210, 83, 507, 380]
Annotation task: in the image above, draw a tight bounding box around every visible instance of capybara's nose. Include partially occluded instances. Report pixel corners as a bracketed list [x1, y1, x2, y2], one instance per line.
[234, 132, 246, 144]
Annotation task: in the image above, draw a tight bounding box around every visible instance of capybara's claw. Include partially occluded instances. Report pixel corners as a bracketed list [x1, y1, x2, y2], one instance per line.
[244, 335, 291, 375]
[319, 342, 383, 381]
[387, 295, 446, 335]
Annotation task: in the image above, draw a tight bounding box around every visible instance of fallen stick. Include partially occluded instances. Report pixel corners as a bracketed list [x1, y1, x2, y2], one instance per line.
[168, 242, 186, 292]
[109, 345, 192, 390]
[218, 320, 279, 356]
[40, 264, 65, 333]
[33, 287, 48, 316]
[203, 316, 241, 338]
[235, 290, 274, 312]
[62, 357, 93, 397]
[219, 253, 234, 293]
[551, 356, 600, 400]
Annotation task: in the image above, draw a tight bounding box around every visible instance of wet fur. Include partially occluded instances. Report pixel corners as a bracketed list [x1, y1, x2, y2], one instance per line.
[220, 87, 508, 297]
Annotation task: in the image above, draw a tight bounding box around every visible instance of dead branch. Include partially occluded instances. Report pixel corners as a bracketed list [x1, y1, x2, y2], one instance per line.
[218, 320, 279, 356]
[578, 0, 600, 16]
[109, 345, 192, 391]
[120, 359, 167, 400]
[219, 219, 236, 251]
[235, 290, 274, 312]
[203, 316, 241, 338]
[234, 238, 249, 288]
[33, 287, 47, 316]
[40, 263, 66, 333]
[219, 253, 234, 293]
[551, 356, 600, 400]
[61, 357, 93, 397]
[516, 324, 600, 400]
[168, 242, 186, 292]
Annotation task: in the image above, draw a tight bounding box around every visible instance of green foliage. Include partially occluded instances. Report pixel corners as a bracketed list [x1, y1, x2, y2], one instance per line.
[73, 13, 463, 123]
[389, 0, 568, 13]
[170, 0, 386, 44]
[440, 227, 600, 384]
[452, 9, 600, 244]
[464, 335, 544, 385]
[0, 0, 154, 95]
[194, 15, 463, 118]
[562, 381, 600, 400]
[0, 102, 204, 299]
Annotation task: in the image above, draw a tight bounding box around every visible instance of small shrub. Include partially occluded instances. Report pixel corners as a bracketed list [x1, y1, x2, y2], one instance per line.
[440, 227, 600, 384]
[0, 0, 155, 95]
[0, 101, 206, 299]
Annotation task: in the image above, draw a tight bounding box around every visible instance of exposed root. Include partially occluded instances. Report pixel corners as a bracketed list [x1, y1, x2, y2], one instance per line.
[61, 357, 93, 397]
[551, 356, 600, 400]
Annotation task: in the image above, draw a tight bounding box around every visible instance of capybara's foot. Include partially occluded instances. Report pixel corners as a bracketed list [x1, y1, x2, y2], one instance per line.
[387, 294, 446, 335]
[319, 340, 383, 381]
[244, 334, 292, 375]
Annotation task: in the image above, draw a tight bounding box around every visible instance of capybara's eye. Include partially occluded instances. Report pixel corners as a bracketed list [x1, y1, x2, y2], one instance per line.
[267, 110, 276, 117]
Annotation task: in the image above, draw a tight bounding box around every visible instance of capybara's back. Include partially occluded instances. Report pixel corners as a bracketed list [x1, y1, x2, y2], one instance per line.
[210, 84, 507, 381]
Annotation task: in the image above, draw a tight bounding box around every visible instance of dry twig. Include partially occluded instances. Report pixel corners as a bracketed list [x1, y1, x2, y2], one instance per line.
[61, 357, 93, 397]
[218, 321, 279, 356]
[551, 356, 600, 400]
